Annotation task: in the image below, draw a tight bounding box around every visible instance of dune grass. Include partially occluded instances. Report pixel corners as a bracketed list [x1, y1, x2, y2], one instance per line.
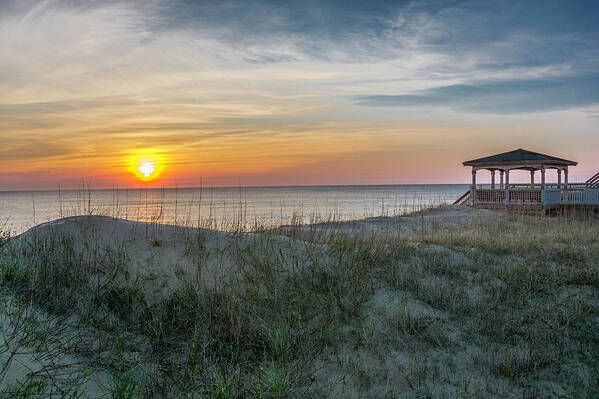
[0, 209, 598, 398]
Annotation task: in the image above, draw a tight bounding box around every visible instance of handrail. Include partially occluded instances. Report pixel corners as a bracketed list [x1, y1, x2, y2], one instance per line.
[587, 171, 599, 187]
[453, 190, 470, 205]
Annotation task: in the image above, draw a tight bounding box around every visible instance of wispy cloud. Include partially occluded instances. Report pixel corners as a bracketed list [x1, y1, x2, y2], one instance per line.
[354, 74, 599, 113]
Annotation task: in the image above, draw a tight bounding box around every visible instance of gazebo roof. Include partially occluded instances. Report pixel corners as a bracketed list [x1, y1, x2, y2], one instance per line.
[463, 148, 577, 167]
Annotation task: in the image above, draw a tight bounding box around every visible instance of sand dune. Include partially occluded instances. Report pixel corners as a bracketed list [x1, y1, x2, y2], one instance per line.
[9, 215, 322, 303]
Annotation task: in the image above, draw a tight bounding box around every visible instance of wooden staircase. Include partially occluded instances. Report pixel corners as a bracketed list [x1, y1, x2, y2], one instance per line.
[587, 171, 599, 188]
[453, 190, 470, 205]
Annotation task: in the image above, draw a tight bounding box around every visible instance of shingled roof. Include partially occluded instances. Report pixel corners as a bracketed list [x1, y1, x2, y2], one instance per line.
[463, 148, 577, 167]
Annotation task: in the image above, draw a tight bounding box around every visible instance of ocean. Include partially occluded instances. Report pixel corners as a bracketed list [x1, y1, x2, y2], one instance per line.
[0, 185, 468, 235]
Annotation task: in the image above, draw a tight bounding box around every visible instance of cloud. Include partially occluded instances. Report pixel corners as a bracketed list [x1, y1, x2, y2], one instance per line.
[354, 74, 599, 113]
[0, 96, 136, 116]
[0, 140, 74, 160]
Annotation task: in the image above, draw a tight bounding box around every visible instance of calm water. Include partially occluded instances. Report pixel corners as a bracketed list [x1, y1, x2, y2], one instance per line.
[0, 185, 468, 235]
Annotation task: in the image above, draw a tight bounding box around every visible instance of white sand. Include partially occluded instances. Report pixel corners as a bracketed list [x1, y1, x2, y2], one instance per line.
[0, 295, 108, 397]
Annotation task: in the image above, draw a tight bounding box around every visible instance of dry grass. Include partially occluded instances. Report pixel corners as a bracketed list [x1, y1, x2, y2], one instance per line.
[0, 207, 598, 398]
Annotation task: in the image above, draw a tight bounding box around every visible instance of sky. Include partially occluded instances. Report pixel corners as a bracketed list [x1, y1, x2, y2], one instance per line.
[1, 0, 598, 189]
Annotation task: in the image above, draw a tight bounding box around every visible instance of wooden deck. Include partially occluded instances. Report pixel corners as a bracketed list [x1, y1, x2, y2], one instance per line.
[455, 184, 599, 214]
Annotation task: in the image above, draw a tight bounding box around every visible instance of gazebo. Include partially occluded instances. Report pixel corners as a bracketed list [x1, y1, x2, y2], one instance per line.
[456, 148, 599, 211]
[464, 148, 576, 190]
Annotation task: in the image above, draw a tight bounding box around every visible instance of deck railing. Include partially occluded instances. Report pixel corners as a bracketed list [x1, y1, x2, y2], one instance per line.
[541, 189, 561, 205]
[542, 188, 599, 205]
[472, 187, 599, 206]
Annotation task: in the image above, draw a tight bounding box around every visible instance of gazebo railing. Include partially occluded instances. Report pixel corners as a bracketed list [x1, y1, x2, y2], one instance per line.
[475, 189, 505, 203]
[474, 188, 542, 204]
[507, 188, 542, 203]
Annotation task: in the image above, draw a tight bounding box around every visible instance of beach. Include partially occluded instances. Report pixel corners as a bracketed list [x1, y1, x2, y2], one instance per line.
[1, 205, 598, 398]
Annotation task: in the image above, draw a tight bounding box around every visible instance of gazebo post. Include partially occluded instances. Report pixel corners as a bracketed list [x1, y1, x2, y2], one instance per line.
[500, 170, 504, 189]
[557, 169, 562, 188]
[541, 166, 545, 189]
[471, 168, 476, 206]
[491, 170, 495, 189]
[564, 167, 568, 188]
[530, 170, 535, 188]
[504, 170, 510, 206]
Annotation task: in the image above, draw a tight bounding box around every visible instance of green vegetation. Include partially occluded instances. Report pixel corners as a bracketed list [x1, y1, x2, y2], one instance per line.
[1, 210, 598, 398]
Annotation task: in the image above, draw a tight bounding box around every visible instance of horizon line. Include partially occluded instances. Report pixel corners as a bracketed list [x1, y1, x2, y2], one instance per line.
[0, 182, 474, 193]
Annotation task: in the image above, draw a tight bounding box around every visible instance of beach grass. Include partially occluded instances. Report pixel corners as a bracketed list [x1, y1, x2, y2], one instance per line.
[0, 207, 598, 398]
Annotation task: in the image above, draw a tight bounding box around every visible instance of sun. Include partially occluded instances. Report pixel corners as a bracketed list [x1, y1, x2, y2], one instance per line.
[138, 162, 156, 178]
[127, 151, 165, 182]
[133, 160, 159, 181]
